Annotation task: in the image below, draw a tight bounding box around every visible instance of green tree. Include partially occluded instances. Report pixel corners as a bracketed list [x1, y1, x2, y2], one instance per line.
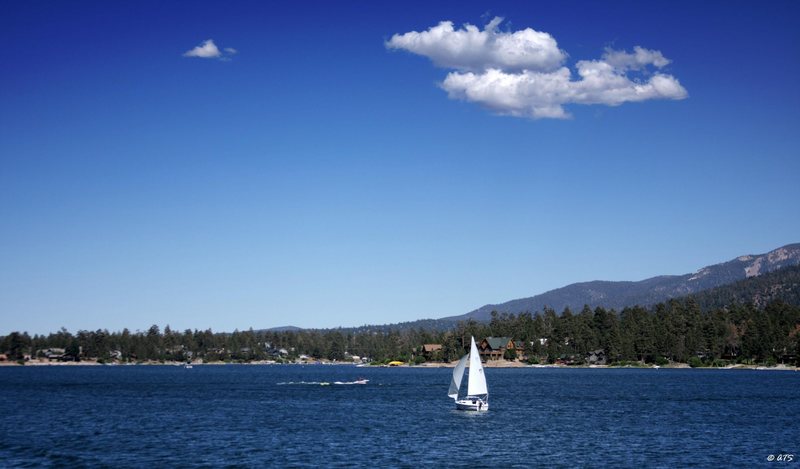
[326, 331, 346, 361]
[3, 332, 31, 360]
[441, 333, 461, 362]
[65, 338, 81, 361]
[593, 307, 621, 361]
[146, 324, 162, 361]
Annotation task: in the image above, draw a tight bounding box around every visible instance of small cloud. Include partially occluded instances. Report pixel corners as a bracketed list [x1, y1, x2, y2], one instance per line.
[184, 39, 222, 58]
[388, 18, 687, 119]
[183, 40, 238, 60]
[602, 46, 670, 71]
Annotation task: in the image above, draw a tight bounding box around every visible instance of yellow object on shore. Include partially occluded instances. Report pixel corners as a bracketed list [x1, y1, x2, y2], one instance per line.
[387, 361, 404, 366]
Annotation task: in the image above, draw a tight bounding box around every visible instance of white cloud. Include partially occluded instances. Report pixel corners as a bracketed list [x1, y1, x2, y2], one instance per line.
[442, 68, 574, 119]
[183, 40, 238, 60]
[184, 39, 222, 58]
[386, 17, 566, 72]
[602, 46, 670, 70]
[388, 18, 688, 119]
[442, 66, 687, 119]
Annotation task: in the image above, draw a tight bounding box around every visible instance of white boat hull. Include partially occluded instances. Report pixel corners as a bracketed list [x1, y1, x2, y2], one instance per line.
[455, 397, 488, 412]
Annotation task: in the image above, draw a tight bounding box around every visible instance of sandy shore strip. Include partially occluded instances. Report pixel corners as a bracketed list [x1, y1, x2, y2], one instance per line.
[2, 359, 797, 370]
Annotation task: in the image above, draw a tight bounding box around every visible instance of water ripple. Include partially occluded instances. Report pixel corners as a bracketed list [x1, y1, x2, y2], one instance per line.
[0, 366, 798, 466]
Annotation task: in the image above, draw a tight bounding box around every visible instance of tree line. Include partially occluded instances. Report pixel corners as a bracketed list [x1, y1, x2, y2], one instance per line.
[2, 297, 799, 366]
[477, 299, 800, 366]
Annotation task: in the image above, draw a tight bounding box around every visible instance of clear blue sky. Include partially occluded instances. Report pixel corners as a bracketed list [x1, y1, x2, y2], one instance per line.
[2, 1, 799, 335]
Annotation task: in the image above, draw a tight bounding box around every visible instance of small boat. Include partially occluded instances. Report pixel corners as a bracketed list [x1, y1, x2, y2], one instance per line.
[184, 364, 193, 369]
[449, 336, 489, 411]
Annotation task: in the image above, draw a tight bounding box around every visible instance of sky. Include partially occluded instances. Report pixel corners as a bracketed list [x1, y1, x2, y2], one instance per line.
[2, 1, 799, 335]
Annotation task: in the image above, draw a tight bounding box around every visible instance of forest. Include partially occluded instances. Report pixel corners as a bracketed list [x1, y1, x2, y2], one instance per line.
[3, 266, 800, 367]
[2, 298, 798, 367]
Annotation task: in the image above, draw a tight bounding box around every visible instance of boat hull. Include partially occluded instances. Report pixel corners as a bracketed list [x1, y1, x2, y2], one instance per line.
[455, 397, 488, 412]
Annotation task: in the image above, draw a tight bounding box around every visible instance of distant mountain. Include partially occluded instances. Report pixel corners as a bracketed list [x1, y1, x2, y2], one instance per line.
[689, 264, 800, 311]
[265, 326, 304, 332]
[264, 319, 458, 334]
[314, 319, 461, 334]
[443, 243, 800, 322]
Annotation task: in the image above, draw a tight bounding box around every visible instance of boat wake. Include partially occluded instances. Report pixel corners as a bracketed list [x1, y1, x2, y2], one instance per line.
[277, 379, 369, 386]
[277, 381, 331, 386]
[335, 379, 369, 385]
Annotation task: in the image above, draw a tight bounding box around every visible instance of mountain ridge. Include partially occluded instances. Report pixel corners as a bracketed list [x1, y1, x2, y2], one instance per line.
[442, 243, 800, 323]
[265, 243, 800, 332]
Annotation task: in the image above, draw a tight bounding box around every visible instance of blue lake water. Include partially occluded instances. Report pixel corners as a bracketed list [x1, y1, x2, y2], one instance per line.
[0, 365, 798, 467]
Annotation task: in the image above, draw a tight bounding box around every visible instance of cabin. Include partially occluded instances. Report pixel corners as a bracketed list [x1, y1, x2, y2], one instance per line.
[587, 349, 606, 365]
[420, 344, 442, 361]
[479, 337, 515, 361]
[555, 355, 577, 365]
[40, 348, 66, 361]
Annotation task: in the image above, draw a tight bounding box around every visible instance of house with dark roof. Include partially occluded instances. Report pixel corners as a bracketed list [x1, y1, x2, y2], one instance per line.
[479, 337, 515, 361]
[40, 348, 66, 361]
[587, 349, 606, 365]
[420, 344, 442, 361]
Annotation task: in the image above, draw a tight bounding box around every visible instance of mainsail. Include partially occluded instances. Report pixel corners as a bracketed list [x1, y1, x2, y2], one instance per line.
[466, 336, 488, 396]
[448, 354, 468, 400]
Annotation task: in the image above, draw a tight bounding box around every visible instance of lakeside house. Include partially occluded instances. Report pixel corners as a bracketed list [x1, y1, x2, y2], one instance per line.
[420, 344, 442, 361]
[478, 337, 516, 361]
[38, 348, 66, 361]
[587, 349, 607, 365]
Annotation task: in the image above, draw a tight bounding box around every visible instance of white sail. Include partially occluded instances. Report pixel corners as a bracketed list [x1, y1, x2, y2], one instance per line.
[448, 354, 468, 399]
[466, 336, 488, 396]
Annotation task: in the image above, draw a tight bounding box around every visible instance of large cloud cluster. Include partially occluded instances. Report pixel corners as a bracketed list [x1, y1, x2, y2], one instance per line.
[387, 18, 687, 119]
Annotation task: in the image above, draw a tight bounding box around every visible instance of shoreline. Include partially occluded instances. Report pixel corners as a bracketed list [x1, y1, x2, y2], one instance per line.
[414, 361, 799, 371]
[1, 359, 797, 371]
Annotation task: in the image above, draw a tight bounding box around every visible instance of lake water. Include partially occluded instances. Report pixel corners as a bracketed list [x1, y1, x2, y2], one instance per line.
[0, 365, 798, 467]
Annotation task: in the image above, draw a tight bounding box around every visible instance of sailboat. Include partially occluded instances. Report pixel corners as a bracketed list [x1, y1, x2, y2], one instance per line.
[448, 336, 489, 411]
